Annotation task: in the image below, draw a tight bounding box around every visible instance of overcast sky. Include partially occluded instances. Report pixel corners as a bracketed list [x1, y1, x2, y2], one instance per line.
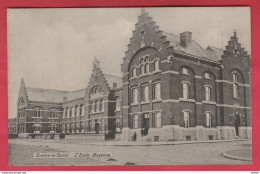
[7, 7, 250, 118]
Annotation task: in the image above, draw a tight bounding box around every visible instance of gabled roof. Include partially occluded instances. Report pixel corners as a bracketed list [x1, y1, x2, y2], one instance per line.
[26, 87, 85, 103]
[104, 74, 122, 89]
[163, 32, 223, 61]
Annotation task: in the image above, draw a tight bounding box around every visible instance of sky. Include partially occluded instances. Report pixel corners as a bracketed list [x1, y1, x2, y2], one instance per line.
[7, 7, 251, 118]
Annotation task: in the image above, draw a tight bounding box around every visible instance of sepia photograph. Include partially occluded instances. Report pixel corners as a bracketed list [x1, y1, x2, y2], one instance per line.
[7, 7, 252, 166]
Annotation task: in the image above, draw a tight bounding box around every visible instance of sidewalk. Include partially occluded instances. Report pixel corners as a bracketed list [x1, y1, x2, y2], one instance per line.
[12, 138, 249, 147]
[223, 148, 252, 161]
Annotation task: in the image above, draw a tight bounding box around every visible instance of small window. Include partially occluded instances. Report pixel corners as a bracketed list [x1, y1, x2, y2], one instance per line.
[205, 72, 210, 79]
[154, 136, 160, 142]
[186, 135, 191, 141]
[182, 67, 189, 75]
[140, 64, 144, 75]
[140, 58, 144, 64]
[208, 135, 213, 140]
[145, 56, 149, 62]
[144, 63, 149, 74]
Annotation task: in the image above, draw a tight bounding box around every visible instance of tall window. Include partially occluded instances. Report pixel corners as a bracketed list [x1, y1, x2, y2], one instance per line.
[115, 97, 120, 111]
[50, 109, 56, 118]
[205, 86, 211, 101]
[99, 99, 104, 112]
[70, 107, 72, 118]
[66, 107, 69, 118]
[80, 104, 84, 116]
[206, 112, 212, 128]
[153, 82, 161, 100]
[155, 112, 162, 128]
[140, 64, 144, 75]
[134, 114, 139, 129]
[75, 105, 78, 116]
[90, 101, 93, 113]
[132, 67, 137, 77]
[140, 55, 149, 75]
[141, 85, 149, 102]
[233, 72, 239, 98]
[131, 87, 138, 104]
[183, 111, 190, 128]
[116, 118, 121, 131]
[34, 108, 41, 118]
[154, 59, 159, 71]
[94, 100, 98, 112]
[182, 82, 189, 99]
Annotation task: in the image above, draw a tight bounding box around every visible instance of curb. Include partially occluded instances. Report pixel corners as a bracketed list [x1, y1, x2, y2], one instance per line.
[222, 151, 252, 162]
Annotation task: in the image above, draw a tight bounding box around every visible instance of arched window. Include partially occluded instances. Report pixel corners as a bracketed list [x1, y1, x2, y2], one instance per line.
[154, 59, 159, 71]
[140, 64, 144, 75]
[232, 71, 239, 98]
[99, 99, 104, 112]
[132, 67, 137, 77]
[80, 104, 84, 116]
[144, 63, 149, 74]
[75, 105, 78, 116]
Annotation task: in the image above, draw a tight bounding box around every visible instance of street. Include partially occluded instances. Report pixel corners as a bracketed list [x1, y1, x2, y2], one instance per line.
[9, 139, 252, 166]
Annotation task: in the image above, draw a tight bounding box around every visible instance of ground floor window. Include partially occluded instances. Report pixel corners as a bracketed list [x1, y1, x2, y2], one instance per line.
[183, 111, 190, 128]
[116, 118, 121, 132]
[206, 112, 212, 128]
[155, 112, 162, 128]
[134, 114, 138, 129]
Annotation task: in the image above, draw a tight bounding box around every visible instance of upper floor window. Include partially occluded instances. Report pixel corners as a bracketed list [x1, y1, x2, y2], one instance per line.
[182, 82, 190, 99]
[154, 59, 159, 71]
[34, 107, 42, 118]
[69, 107, 72, 117]
[206, 112, 212, 128]
[94, 100, 99, 112]
[141, 85, 149, 102]
[183, 111, 190, 128]
[90, 101, 94, 113]
[140, 55, 149, 75]
[99, 99, 104, 112]
[232, 72, 239, 98]
[50, 109, 56, 118]
[80, 104, 84, 116]
[131, 87, 138, 104]
[132, 67, 137, 78]
[205, 85, 211, 101]
[90, 86, 102, 97]
[75, 105, 78, 116]
[66, 107, 69, 118]
[205, 72, 211, 79]
[153, 82, 161, 100]
[182, 67, 189, 75]
[115, 97, 120, 111]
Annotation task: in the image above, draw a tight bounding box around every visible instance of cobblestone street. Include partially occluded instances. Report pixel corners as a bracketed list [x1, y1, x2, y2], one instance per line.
[9, 139, 252, 166]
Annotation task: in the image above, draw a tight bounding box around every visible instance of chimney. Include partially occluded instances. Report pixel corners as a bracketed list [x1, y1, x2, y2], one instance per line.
[180, 31, 192, 46]
[113, 83, 117, 89]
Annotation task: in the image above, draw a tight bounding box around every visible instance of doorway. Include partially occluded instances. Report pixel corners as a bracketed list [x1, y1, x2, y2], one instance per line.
[235, 115, 240, 136]
[95, 119, 99, 134]
[142, 113, 150, 136]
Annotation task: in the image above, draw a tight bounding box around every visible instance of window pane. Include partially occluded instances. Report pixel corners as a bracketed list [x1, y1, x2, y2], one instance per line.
[183, 83, 189, 99]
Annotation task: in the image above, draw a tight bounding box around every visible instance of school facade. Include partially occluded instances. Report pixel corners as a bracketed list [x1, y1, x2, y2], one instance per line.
[11, 9, 252, 142]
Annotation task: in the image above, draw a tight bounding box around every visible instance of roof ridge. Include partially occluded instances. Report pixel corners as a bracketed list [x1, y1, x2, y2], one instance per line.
[26, 86, 85, 93]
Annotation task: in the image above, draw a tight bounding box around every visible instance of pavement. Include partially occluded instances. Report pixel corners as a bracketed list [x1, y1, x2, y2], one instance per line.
[9, 138, 252, 165]
[223, 148, 252, 161]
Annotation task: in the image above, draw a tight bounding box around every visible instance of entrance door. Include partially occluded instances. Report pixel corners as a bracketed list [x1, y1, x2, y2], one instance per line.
[235, 115, 240, 136]
[142, 113, 149, 136]
[95, 119, 99, 134]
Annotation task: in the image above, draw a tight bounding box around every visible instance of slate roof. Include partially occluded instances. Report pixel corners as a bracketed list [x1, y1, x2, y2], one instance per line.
[26, 87, 85, 103]
[104, 74, 122, 89]
[162, 32, 223, 61]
